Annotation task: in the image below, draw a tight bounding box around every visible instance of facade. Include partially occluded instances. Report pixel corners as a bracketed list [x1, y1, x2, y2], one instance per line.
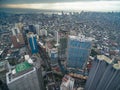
[27, 33, 38, 54]
[0, 60, 10, 83]
[85, 55, 120, 90]
[11, 27, 25, 48]
[11, 35, 20, 48]
[59, 37, 67, 60]
[29, 25, 36, 34]
[49, 48, 58, 65]
[46, 41, 58, 65]
[6, 61, 43, 90]
[67, 35, 92, 69]
[54, 31, 59, 46]
[39, 29, 47, 36]
[16, 34, 25, 45]
[35, 24, 40, 36]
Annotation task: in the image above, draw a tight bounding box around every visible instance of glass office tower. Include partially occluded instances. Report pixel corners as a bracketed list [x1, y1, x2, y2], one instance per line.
[27, 33, 38, 54]
[67, 35, 92, 69]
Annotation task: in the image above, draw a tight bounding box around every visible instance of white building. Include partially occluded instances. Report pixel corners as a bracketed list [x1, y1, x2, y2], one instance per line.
[40, 29, 47, 36]
[6, 61, 43, 90]
[54, 31, 59, 46]
[35, 24, 40, 36]
[60, 75, 75, 90]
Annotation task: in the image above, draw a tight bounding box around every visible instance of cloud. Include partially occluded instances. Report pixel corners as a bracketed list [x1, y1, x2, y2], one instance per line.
[0, 1, 120, 12]
[1, 0, 119, 4]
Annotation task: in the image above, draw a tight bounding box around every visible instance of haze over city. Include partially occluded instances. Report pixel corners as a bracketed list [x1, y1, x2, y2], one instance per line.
[0, 0, 120, 12]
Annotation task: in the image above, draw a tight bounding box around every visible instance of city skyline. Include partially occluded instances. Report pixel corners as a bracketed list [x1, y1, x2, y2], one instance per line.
[0, 1, 120, 12]
[0, 9, 120, 90]
[0, 0, 120, 90]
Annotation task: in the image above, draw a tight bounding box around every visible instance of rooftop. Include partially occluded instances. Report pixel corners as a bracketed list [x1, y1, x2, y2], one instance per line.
[15, 61, 33, 73]
[113, 64, 120, 70]
[6, 56, 41, 84]
[27, 32, 36, 37]
[6, 67, 36, 84]
[97, 55, 112, 64]
[69, 35, 92, 42]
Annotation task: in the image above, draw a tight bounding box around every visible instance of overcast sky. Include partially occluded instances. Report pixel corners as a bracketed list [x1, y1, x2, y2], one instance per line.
[0, 0, 119, 4]
[0, 0, 120, 12]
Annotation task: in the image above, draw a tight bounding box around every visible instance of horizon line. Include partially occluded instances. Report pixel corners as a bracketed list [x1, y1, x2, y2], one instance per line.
[0, 1, 120, 12]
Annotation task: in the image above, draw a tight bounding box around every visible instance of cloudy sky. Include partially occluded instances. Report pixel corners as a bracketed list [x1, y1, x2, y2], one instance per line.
[0, 0, 120, 12]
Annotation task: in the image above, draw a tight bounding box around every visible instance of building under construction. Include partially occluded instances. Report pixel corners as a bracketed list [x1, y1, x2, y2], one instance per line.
[67, 35, 92, 70]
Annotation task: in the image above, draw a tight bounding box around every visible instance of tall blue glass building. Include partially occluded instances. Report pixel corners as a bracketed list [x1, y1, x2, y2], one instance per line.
[28, 33, 38, 54]
[67, 35, 92, 69]
[85, 55, 120, 90]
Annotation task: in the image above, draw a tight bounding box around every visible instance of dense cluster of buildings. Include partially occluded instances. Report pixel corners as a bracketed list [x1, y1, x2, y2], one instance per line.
[0, 11, 120, 90]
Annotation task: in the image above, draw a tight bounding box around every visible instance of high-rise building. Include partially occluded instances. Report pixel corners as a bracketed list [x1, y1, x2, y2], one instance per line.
[16, 34, 25, 45]
[11, 35, 20, 48]
[6, 61, 43, 90]
[29, 25, 36, 34]
[54, 31, 59, 46]
[49, 48, 58, 65]
[11, 27, 25, 48]
[85, 55, 120, 90]
[39, 29, 47, 36]
[67, 35, 92, 69]
[35, 24, 40, 36]
[27, 33, 38, 54]
[0, 60, 10, 83]
[59, 37, 67, 60]
[60, 75, 75, 90]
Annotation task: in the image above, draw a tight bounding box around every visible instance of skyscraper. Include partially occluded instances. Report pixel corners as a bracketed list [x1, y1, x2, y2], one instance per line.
[27, 33, 38, 54]
[49, 48, 58, 65]
[35, 24, 40, 36]
[85, 55, 120, 90]
[67, 35, 92, 69]
[54, 31, 59, 46]
[6, 61, 43, 90]
[11, 35, 20, 48]
[11, 27, 25, 48]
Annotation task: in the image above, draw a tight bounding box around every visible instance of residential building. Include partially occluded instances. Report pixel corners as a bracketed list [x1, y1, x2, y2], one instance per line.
[11, 27, 25, 48]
